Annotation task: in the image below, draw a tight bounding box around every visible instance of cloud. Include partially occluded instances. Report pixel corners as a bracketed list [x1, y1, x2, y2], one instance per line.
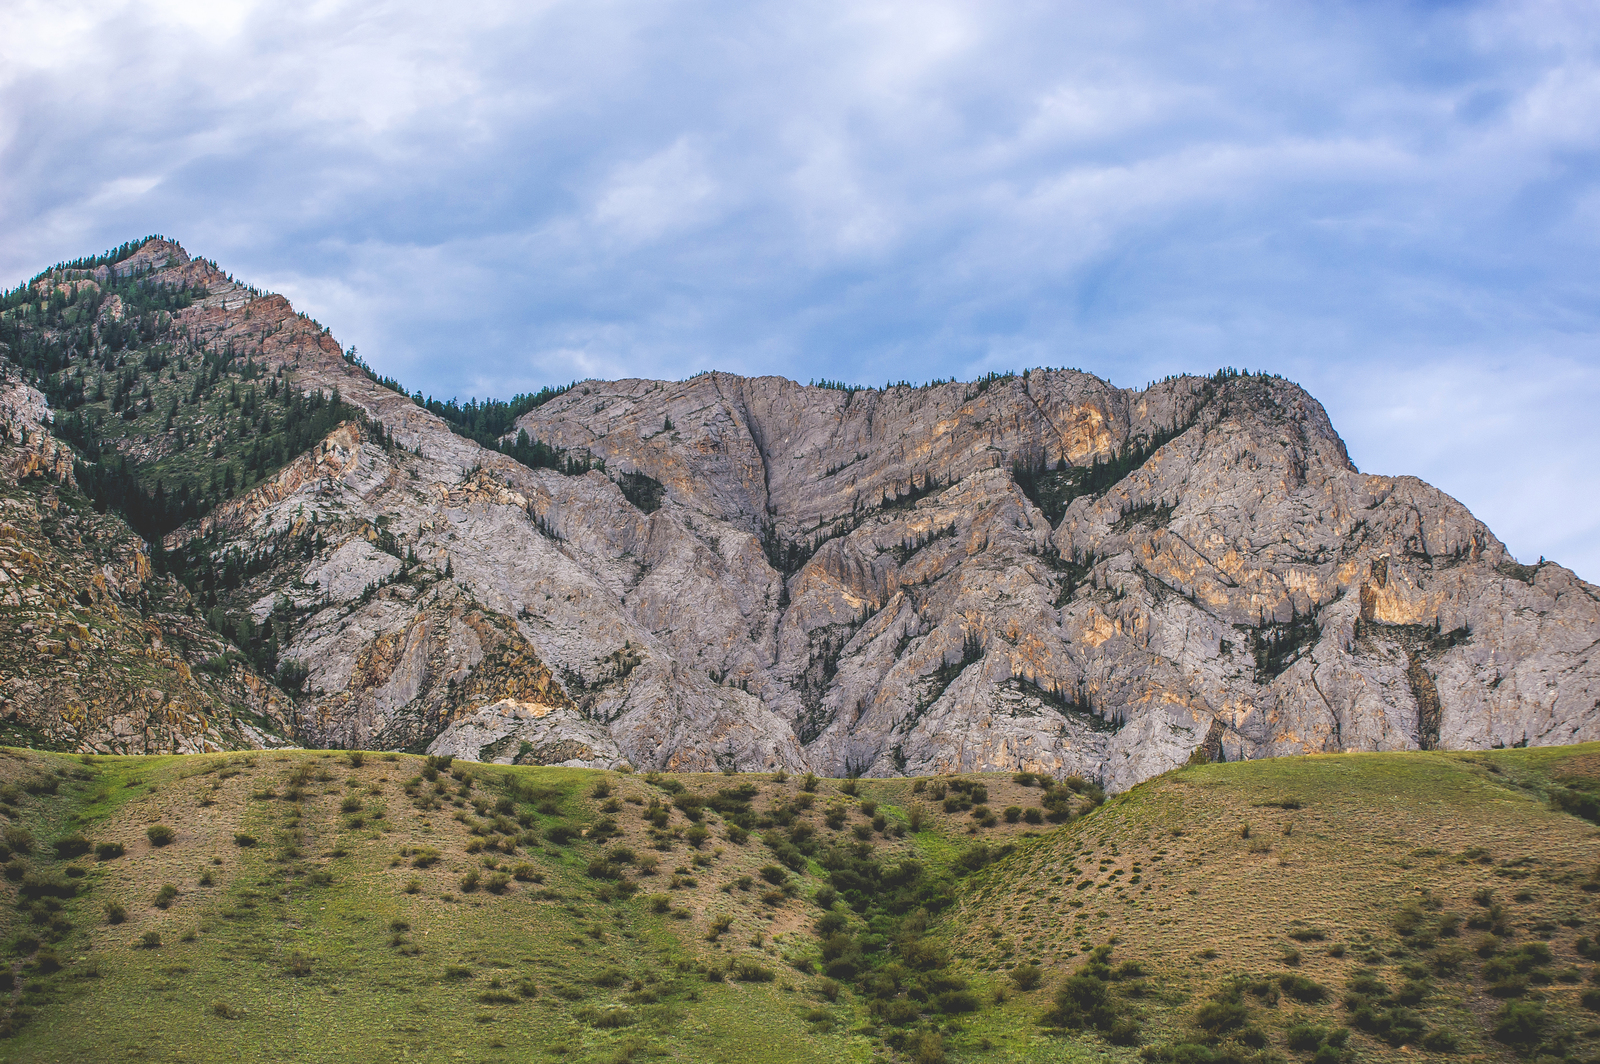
[2, 0, 1599, 578]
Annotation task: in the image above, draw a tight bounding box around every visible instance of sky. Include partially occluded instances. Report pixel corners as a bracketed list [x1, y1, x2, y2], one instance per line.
[2, 0, 1597, 579]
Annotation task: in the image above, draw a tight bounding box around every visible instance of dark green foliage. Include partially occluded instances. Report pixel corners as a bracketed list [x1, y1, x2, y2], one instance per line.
[1341, 967, 1432, 1046]
[616, 472, 665, 513]
[1252, 611, 1321, 680]
[94, 841, 124, 860]
[68, 386, 360, 542]
[1491, 1000, 1545, 1045]
[146, 825, 175, 847]
[1011, 963, 1043, 991]
[1042, 946, 1133, 1039]
[497, 427, 599, 476]
[414, 386, 572, 453]
[1421, 1028, 1459, 1052]
[1550, 775, 1600, 824]
[921, 631, 985, 709]
[954, 842, 1013, 875]
[52, 833, 91, 859]
[19, 872, 76, 900]
[730, 960, 774, 983]
[1278, 974, 1326, 1002]
[1011, 413, 1193, 526]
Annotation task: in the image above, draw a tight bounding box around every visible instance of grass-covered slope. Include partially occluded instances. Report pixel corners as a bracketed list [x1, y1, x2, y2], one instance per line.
[954, 747, 1600, 1063]
[0, 747, 1594, 1063]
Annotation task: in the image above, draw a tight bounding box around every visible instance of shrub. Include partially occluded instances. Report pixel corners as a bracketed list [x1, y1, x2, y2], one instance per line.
[935, 989, 980, 1013]
[1011, 963, 1043, 991]
[154, 884, 179, 909]
[1421, 1028, 1459, 1052]
[485, 873, 511, 895]
[20, 870, 76, 899]
[733, 960, 776, 983]
[1279, 974, 1326, 1002]
[460, 870, 481, 892]
[907, 1031, 945, 1064]
[347, 751, 365, 768]
[760, 865, 788, 886]
[1193, 996, 1250, 1037]
[1046, 971, 1114, 1030]
[340, 797, 363, 814]
[3, 828, 33, 853]
[104, 901, 127, 925]
[233, 832, 257, 848]
[1004, 806, 1023, 823]
[140, 931, 161, 949]
[1023, 808, 1044, 825]
[410, 848, 440, 868]
[1492, 1000, 1545, 1045]
[53, 833, 91, 859]
[590, 1007, 635, 1029]
[146, 825, 176, 847]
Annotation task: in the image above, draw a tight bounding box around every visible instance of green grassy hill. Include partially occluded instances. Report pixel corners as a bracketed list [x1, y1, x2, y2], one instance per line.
[0, 746, 1595, 1063]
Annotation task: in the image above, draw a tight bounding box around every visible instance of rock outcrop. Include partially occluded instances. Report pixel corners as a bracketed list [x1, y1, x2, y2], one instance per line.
[5, 238, 1599, 788]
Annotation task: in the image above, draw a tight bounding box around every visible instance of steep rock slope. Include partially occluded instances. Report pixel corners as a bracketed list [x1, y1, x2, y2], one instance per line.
[0, 369, 292, 753]
[3, 238, 1598, 787]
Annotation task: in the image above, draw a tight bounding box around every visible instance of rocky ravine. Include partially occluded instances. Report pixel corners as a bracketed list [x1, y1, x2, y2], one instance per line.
[7, 239, 1600, 788]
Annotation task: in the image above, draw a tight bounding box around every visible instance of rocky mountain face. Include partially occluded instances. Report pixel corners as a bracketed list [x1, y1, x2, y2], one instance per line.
[3, 238, 1597, 788]
[0, 368, 292, 753]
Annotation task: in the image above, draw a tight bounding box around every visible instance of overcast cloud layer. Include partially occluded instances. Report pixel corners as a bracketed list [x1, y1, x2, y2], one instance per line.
[2, 0, 1597, 578]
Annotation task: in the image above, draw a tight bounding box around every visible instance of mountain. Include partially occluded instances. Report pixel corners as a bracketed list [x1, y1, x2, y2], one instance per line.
[1, 237, 1596, 789]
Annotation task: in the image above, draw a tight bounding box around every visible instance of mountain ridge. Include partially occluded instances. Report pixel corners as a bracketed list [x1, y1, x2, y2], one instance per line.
[0, 238, 1595, 788]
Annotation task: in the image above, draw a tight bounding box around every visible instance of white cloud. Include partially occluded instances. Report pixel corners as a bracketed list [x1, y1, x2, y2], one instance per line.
[594, 138, 720, 242]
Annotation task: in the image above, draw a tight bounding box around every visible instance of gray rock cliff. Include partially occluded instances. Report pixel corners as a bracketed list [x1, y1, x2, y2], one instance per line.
[7, 239, 1598, 788]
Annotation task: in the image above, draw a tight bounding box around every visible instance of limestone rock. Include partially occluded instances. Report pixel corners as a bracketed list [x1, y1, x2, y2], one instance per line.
[8, 239, 1600, 791]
